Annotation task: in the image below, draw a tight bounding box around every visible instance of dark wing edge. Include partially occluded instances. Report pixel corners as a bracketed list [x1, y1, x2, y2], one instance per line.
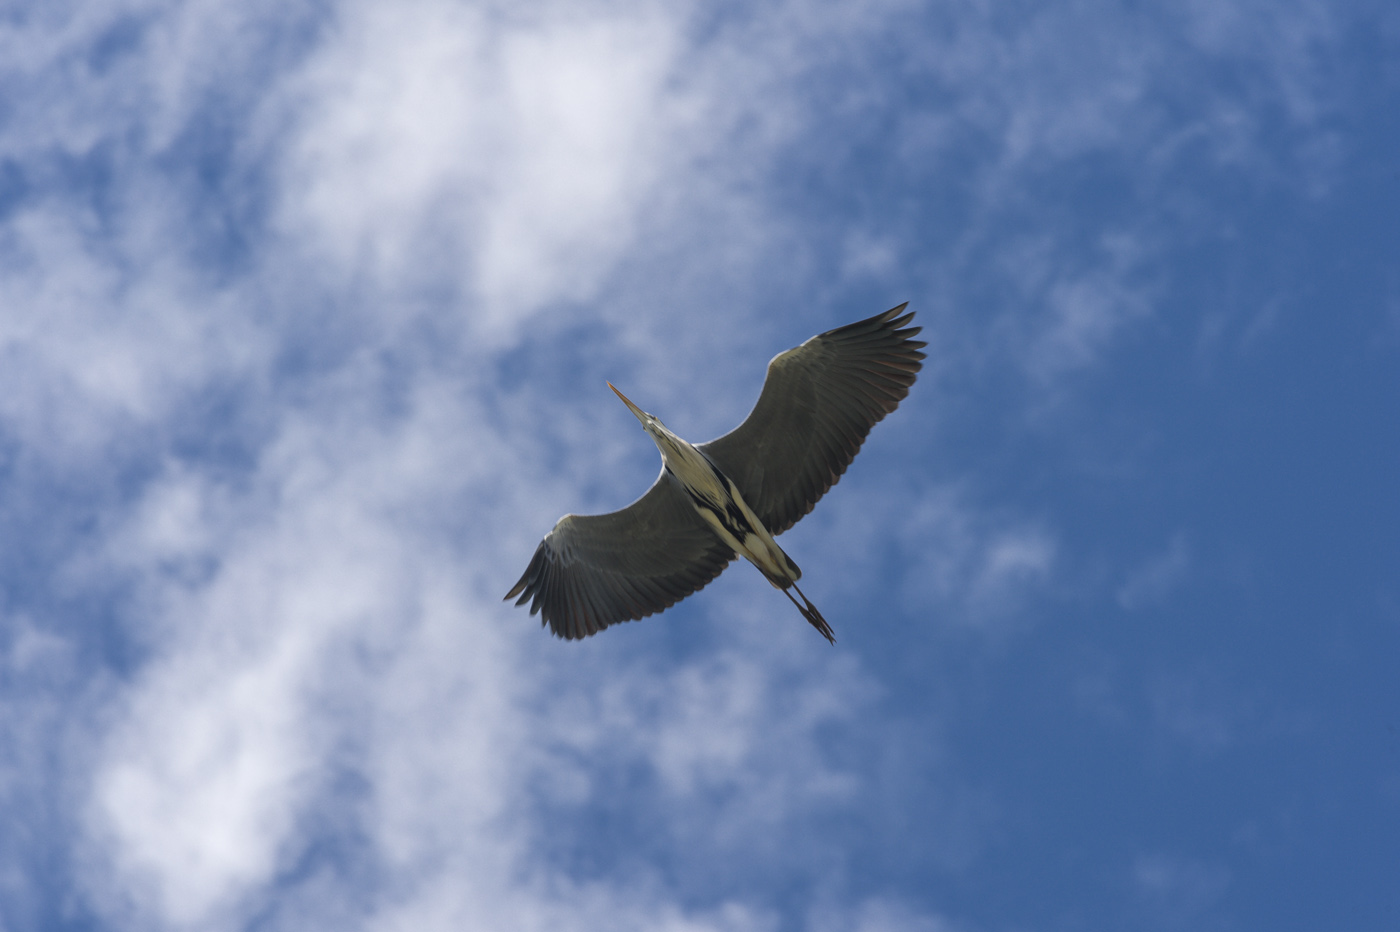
[504, 473, 736, 640]
[699, 303, 926, 535]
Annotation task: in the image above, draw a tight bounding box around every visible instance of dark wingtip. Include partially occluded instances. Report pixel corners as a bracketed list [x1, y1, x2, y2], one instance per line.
[819, 302, 917, 342]
[505, 543, 544, 602]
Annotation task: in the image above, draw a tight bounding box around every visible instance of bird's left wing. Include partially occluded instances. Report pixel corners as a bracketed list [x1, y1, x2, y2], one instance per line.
[505, 472, 736, 640]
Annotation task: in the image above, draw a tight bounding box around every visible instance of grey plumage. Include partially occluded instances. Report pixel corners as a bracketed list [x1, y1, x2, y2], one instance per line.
[506, 303, 926, 640]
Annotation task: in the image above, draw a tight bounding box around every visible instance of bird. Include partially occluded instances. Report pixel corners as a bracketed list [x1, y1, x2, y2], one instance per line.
[505, 303, 926, 642]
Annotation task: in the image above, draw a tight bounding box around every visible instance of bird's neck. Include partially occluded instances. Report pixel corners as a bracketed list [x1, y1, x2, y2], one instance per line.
[652, 431, 713, 484]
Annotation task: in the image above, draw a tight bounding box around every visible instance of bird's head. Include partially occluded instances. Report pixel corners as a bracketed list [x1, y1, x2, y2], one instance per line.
[608, 382, 681, 452]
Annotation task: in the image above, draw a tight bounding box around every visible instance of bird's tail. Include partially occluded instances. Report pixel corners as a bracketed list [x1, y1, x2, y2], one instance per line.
[783, 582, 835, 644]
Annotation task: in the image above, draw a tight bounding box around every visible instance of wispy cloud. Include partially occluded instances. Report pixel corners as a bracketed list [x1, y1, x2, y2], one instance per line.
[883, 484, 1055, 629]
[1132, 851, 1231, 926]
[1118, 533, 1191, 611]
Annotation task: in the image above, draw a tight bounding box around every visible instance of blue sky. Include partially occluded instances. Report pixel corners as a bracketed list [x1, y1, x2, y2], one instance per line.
[1, 1, 1397, 930]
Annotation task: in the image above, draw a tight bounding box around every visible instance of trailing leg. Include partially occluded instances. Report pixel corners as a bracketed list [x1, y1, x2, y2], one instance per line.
[783, 583, 836, 644]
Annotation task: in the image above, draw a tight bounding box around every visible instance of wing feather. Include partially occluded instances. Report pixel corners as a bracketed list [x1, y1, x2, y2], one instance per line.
[699, 304, 925, 535]
[505, 472, 736, 639]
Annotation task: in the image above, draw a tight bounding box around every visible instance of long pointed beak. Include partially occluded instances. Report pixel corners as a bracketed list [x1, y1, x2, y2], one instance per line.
[607, 382, 648, 422]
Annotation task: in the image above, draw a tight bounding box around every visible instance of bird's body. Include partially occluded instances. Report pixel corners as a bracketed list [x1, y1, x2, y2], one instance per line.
[506, 304, 925, 642]
[642, 412, 800, 587]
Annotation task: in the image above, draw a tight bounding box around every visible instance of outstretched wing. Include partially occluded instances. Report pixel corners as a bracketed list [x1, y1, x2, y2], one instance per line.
[699, 304, 925, 536]
[505, 473, 736, 640]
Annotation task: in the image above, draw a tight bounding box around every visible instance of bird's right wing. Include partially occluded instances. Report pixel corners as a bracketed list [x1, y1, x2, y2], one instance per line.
[699, 304, 926, 535]
[505, 473, 736, 640]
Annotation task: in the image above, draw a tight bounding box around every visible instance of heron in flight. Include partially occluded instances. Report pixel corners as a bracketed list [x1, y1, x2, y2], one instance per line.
[506, 304, 925, 642]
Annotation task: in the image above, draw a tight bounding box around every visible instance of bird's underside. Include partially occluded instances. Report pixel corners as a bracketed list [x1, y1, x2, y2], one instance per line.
[505, 303, 926, 641]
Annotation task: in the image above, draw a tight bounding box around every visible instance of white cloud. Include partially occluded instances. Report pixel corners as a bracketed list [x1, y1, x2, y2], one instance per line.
[87, 440, 417, 924]
[0, 204, 268, 462]
[274, 1, 692, 333]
